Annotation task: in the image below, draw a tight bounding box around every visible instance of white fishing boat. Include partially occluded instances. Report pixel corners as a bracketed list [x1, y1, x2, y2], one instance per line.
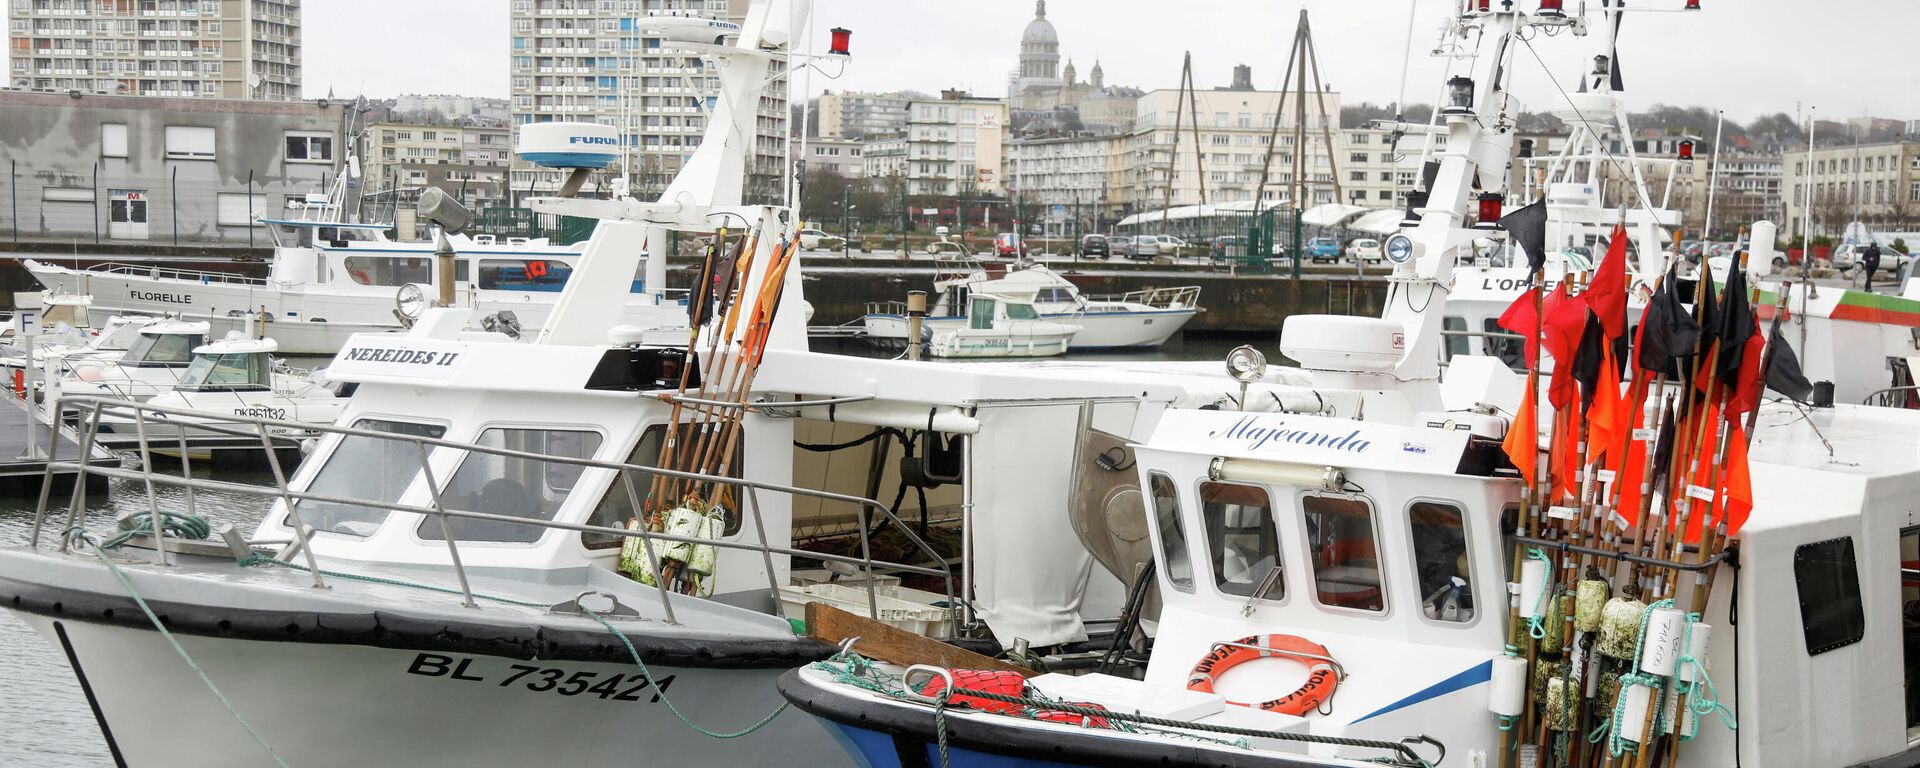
[864, 258, 1200, 350]
[52, 319, 209, 402]
[926, 294, 1080, 359]
[783, 4, 1920, 768]
[0, 3, 1234, 765]
[25, 149, 690, 356]
[89, 334, 349, 458]
[0, 294, 157, 378]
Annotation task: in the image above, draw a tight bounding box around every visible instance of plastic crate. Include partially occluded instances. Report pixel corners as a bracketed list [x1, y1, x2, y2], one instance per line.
[780, 582, 954, 638]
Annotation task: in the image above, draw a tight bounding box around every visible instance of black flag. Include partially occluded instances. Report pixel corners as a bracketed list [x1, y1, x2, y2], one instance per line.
[1765, 323, 1815, 403]
[1498, 200, 1550, 273]
[1572, 312, 1607, 408]
[1648, 404, 1677, 490]
[1694, 265, 1721, 354]
[1717, 265, 1755, 382]
[1636, 268, 1700, 377]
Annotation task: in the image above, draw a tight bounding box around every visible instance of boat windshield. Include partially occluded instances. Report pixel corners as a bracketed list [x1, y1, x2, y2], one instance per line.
[417, 427, 603, 544]
[294, 419, 448, 537]
[176, 352, 270, 391]
[122, 332, 203, 367]
[1004, 302, 1039, 320]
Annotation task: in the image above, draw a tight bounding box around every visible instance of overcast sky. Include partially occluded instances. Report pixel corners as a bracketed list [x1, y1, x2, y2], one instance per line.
[10, 1, 1917, 124]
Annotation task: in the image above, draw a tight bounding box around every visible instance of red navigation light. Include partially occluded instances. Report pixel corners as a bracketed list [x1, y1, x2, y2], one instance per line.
[1677, 140, 1695, 161]
[1685, 0, 1700, 8]
[1539, 0, 1565, 14]
[1475, 0, 1491, 11]
[828, 27, 852, 56]
[1478, 193, 1504, 224]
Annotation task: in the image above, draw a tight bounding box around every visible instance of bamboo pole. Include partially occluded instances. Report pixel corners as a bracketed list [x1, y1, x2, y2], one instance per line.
[1502, 267, 1548, 768]
[649, 229, 728, 513]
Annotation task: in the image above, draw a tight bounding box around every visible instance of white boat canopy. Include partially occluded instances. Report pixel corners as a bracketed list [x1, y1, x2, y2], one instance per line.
[1349, 208, 1411, 235]
[1300, 203, 1372, 227]
[1113, 199, 1285, 228]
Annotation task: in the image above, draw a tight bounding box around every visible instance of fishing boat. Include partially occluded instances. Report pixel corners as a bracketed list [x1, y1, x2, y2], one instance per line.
[864, 258, 1200, 350]
[0, 294, 157, 377]
[88, 334, 349, 459]
[24, 153, 689, 356]
[781, 4, 1920, 767]
[926, 294, 1080, 359]
[0, 3, 1234, 764]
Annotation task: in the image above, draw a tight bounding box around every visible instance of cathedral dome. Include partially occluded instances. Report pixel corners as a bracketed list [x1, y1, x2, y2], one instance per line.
[1022, 1, 1058, 47]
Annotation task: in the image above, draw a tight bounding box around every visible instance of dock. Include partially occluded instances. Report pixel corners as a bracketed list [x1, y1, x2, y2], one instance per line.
[0, 395, 117, 497]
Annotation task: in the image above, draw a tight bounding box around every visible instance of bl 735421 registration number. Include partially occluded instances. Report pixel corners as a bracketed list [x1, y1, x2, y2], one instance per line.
[405, 652, 676, 703]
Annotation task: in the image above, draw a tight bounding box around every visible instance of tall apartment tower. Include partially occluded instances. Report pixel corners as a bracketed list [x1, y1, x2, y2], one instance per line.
[7, 0, 301, 100]
[507, 0, 788, 203]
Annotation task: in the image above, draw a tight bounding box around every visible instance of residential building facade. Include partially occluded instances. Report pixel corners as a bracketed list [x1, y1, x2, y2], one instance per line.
[1781, 140, 1920, 239]
[860, 133, 905, 179]
[816, 90, 910, 139]
[1132, 85, 1343, 209]
[797, 135, 863, 178]
[6, 0, 302, 100]
[506, 0, 786, 203]
[904, 91, 1007, 197]
[1006, 132, 1130, 236]
[362, 121, 513, 219]
[0, 90, 342, 243]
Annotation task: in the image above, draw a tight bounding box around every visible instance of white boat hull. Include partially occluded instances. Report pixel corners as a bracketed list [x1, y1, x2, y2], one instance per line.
[864, 309, 1193, 351]
[21, 614, 844, 768]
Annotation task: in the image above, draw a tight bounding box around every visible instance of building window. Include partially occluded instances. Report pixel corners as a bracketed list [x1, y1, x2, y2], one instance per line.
[285, 132, 334, 163]
[101, 122, 128, 159]
[163, 125, 215, 160]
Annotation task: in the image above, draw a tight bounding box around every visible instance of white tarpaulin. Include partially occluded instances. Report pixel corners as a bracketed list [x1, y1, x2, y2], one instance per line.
[1350, 209, 1410, 235]
[1301, 203, 1370, 227]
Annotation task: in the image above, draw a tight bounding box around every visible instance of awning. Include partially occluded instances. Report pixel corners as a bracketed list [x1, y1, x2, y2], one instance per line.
[1301, 203, 1371, 227]
[1349, 209, 1410, 236]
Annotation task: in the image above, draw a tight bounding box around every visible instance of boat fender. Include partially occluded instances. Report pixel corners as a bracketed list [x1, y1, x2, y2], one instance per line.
[1488, 654, 1527, 717]
[1186, 634, 1339, 716]
[1636, 606, 1687, 677]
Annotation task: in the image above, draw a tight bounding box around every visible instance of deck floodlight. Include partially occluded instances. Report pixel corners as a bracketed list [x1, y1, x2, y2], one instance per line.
[1443, 76, 1475, 116]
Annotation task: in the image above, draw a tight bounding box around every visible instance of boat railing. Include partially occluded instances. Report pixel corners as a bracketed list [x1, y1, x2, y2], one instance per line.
[865, 300, 909, 316]
[1862, 385, 1920, 409]
[1086, 285, 1202, 310]
[89, 262, 269, 287]
[28, 395, 959, 634]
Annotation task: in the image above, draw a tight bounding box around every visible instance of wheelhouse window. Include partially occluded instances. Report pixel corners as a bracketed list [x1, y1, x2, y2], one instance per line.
[969, 297, 996, 330]
[1409, 500, 1473, 622]
[1004, 302, 1039, 320]
[1484, 318, 1525, 370]
[294, 419, 447, 536]
[176, 352, 270, 392]
[1150, 473, 1192, 592]
[582, 424, 743, 549]
[1302, 493, 1385, 612]
[122, 332, 203, 367]
[476, 258, 571, 292]
[343, 256, 433, 287]
[1200, 481, 1283, 601]
[1442, 316, 1469, 362]
[418, 428, 604, 544]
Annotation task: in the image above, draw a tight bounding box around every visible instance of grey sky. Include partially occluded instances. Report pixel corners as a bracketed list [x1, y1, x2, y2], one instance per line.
[11, 1, 1917, 124]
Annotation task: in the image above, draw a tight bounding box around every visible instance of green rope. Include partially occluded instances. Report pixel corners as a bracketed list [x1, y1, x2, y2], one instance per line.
[69, 528, 292, 768]
[1525, 548, 1552, 640]
[101, 510, 212, 550]
[1607, 598, 1675, 758]
[1674, 612, 1738, 739]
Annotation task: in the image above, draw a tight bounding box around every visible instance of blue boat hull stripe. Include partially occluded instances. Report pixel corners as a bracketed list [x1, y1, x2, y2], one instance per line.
[1352, 659, 1492, 724]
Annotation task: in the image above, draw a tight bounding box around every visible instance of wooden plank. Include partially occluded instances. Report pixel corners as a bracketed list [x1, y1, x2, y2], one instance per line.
[804, 601, 1035, 678]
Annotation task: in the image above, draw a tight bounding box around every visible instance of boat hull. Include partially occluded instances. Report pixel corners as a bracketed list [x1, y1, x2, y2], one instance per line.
[19, 613, 847, 768]
[863, 310, 1193, 351]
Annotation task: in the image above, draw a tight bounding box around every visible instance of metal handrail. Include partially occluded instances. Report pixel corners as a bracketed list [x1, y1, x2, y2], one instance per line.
[1089, 285, 1203, 310]
[32, 396, 959, 632]
[88, 262, 270, 287]
[1862, 386, 1920, 408]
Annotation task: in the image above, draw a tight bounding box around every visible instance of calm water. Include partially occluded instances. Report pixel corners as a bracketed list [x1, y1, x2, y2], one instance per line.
[0, 332, 1259, 766]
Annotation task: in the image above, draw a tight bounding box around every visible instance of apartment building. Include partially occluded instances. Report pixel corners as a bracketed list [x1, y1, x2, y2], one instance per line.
[797, 135, 862, 178]
[1131, 85, 1343, 209]
[507, 0, 786, 202]
[860, 132, 905, 179]
[0, 90, 341, 243]
[7, 0, 301, 100]
[1006, 132, 1130, 236]
[816, 90, 910, 139]
[1781, 140, 1920, 238]
[903, 90, 1007, 197]
[363, 121, 513, 215]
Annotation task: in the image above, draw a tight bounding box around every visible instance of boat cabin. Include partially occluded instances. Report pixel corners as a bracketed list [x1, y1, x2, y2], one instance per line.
[174, 336, 278, 393]
[114, 320, 210, 369]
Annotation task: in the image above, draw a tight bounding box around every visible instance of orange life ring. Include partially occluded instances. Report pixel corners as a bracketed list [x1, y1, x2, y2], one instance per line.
[526, 259, 549, 278]
[1186, 634, 1339, 716]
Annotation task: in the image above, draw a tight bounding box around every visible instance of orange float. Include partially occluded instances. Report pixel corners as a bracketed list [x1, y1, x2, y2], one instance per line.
[1186, 634, 1339, 716]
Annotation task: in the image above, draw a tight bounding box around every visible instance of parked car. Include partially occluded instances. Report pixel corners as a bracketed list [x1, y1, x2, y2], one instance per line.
[1078, 234, 1110, 258]
[1153, 235, 1189, 257]
[994, 232, 1033, 259]
[1305, 237, 1342, 264]
[1109, 235, 1135, 258]
[798, 228, 833, 250]
[1130, 235, 1163, 259]
[1347, 238, 1384, 263]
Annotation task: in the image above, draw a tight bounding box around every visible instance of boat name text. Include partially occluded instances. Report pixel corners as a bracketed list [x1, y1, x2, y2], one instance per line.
[1209, 416, 1372, 454]
[129, 290, 192, 305]
[404, 653, 676, 703]
[338, 347, 461, 367]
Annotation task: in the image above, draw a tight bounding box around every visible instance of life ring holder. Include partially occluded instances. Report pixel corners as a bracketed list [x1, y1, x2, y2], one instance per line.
[1187, 635, 1345, 716]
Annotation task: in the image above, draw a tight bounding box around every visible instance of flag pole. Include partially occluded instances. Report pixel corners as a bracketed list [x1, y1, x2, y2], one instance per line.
[1501, 269, 1548, 768]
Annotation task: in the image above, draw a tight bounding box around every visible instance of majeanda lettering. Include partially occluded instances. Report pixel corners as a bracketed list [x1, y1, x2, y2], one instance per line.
[1208, 416, 1372, 454]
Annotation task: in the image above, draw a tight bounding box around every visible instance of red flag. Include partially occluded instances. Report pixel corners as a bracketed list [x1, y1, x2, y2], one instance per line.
[1498, 287, 1543, 364]
[1673, 414, 1719, 545]
[1726, 318, 1766, 418]
[1612, 434, 1650, 528]
[1503, 371, 1540, 482]
[1550, 407, 1579, 503]
[1720, 424, 1753, 537]
[1588, 224, 1630, 339]
[1542, 285, 1587, 408]
[1587, 344, 1625, 464]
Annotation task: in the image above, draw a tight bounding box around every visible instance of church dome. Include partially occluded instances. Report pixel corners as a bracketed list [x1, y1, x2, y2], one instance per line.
[1022, 1, 1058, 46]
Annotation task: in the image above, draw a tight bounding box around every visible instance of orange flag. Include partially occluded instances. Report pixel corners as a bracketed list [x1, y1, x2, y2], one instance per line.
[1612, 435, 1650, 528]
[1550, 407, 1579, 503]
[1504, 371, 1540, 484]
[1587, 345, 1625, 465]
[1720, 424, 1754, 537]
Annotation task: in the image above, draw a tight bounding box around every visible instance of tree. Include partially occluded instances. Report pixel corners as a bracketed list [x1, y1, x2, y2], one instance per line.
[799, 167, 853, 226]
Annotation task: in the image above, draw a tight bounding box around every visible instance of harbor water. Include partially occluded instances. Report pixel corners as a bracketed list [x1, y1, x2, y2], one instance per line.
[0, 332, 1258, 767]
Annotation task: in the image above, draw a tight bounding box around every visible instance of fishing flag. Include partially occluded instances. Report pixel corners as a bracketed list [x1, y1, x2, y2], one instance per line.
[1498, 200, 1551, 273]
[1726, 316, 1767, 419]
[1588, 224, 1631, 339]
[1764, 322, 1815, 403]
[1503, 370, 1540, 482]
[1497, 287, 1544, 363]
[1610, 405, 1652, 527]
[1551, 406, 1580, 503]
[1542, 285, 1589, 408]
[1719, 423, 1754, 538]
[1588, 344, 1627, 464]
[1717, 265, 1756, 384]
[1636, 269, 1701, 377]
